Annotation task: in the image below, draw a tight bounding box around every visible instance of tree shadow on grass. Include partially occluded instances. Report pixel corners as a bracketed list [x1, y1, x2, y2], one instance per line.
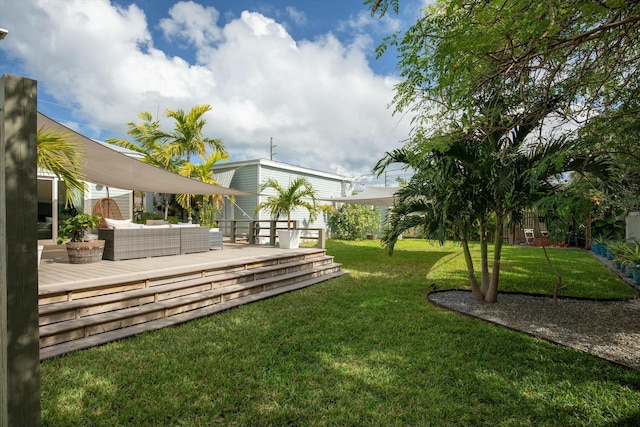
[41, 287, 640, 426]
[40, 240, 640, 426]
[327, 240, 459, 282]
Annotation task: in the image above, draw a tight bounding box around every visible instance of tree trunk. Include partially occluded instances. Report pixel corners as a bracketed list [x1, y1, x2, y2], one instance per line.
[542, 242, 563, 304]
[479, 219, 490, 295]
[536, 218, 564, 304]
[462, 237, 484, 301]
[585, 210, 592, 250]
[485, 214, 505, 303]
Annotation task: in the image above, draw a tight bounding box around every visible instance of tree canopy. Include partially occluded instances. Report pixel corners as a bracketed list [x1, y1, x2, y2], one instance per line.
[367, 0, 633, 302]
[107, 104, 228, 220]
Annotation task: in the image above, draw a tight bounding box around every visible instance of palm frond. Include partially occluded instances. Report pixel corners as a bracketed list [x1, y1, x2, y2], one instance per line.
[37, 127, 87, 208]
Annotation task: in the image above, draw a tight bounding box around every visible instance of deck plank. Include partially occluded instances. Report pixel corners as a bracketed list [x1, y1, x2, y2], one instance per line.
[39, 243, 324, 288]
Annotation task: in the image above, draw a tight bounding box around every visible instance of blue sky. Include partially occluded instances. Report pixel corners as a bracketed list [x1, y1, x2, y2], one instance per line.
[1, 0, 425, 183]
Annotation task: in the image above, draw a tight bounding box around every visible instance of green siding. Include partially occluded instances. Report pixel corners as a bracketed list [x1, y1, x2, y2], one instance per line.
[212, 159, 350, 231]
[230, 165, 260, 221]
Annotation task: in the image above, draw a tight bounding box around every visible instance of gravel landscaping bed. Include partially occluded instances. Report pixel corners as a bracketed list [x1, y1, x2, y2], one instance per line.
[429, 290, 640, 370]
[429, 251, 640, 370]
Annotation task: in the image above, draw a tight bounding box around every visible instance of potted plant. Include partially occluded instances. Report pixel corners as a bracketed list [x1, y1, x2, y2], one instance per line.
[607, 240, 628, 269]
[618, 242, 640, 285]
[591, 236, 604, 255]
[255, 177, 319, 249]
[56, 213, 105, 263]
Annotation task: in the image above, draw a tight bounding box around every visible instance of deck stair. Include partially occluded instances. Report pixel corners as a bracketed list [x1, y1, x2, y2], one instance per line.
[38, 249, 346, 359]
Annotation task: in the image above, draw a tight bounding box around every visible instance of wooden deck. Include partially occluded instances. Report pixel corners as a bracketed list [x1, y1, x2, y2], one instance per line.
[37, 242, 347, 359]
[39, 242, 324, 288]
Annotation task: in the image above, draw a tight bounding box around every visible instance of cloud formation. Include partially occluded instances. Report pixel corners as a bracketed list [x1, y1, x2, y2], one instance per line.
[2, 0, 411, 179]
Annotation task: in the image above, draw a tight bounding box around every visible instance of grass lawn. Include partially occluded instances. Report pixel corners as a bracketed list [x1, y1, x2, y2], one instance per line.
[41, 240, 640, 426]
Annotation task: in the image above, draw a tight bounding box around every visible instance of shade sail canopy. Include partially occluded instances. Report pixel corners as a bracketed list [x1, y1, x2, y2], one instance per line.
[324, 186, 398, 206]
[37, 112, 254, 196]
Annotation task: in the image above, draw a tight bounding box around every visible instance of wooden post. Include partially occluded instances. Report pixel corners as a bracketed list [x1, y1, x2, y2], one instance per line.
[317, 229, 327, 249]
[249, 221, 257, 245]
[0, 74, 41, 427]
[269, 220, 276, 246]
[230, 220, 237, 243]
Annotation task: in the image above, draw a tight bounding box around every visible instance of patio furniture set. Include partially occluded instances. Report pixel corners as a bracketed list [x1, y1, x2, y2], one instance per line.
[93, 198, 223, 261]
[97, 219, 223, 261]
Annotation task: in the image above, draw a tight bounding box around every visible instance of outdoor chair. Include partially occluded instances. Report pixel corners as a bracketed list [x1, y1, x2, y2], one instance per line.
[538, 221, 549, 238]
[524, 228, 535, 245]
[93, 198, 123, 229]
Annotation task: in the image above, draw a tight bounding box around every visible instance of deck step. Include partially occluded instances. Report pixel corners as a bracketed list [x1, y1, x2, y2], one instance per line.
[39, 263, 342, 342]
[39, 249, 347, 359]
[40, 270, 348, 359]
[38, 256, 336, 325]
[38, 251, 331, 303]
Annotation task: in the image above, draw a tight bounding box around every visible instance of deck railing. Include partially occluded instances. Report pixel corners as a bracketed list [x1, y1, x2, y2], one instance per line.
[216, 219, 327, 248]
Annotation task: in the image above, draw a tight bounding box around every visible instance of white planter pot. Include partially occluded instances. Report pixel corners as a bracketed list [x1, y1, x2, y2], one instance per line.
[277, 229, 301, 249]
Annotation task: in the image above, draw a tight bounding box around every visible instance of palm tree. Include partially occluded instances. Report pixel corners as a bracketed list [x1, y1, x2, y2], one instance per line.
[37, 128, 86, 208]
[175, 151, 230, 222]
[255, 177, 319, 229]
[108, 107, 227, 220]
[375, 115, 611, 303]
[106, 111, 171, 217]
[106, 111, 168, 169]
[161, 104, 226, 165]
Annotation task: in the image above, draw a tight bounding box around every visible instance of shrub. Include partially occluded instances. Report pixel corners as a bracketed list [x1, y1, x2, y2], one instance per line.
[328, 204, 380, 240]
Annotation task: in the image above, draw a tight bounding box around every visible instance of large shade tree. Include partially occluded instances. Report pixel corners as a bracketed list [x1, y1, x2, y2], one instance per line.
[367, 0, 640, 125]
[365, 0, 627, 302]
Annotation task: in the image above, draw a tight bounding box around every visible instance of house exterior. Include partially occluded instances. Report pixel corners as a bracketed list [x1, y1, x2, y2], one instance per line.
[211, 159, 354, 232]
[37, 173, 133, 243]
[37, 142, 136, 243]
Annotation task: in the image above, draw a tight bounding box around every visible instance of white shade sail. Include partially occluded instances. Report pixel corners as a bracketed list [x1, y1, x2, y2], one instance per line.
[37, 112, 254, 196]
[324, 186, 398, 206]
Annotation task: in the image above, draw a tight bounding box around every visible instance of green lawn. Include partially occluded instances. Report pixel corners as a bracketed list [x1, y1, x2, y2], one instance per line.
[41, 240, 640, 426]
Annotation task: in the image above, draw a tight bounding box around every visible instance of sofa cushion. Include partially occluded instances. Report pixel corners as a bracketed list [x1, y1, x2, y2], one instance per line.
[104, 218, 133, 229]
[146, 220, 169, 225]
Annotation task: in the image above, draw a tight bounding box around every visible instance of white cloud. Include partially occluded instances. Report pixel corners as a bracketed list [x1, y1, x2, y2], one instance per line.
[159, 1, 223, 48]
[3, 0, 410, 179]
[285, 7, 307, 27]
[338, 9, 402, 35]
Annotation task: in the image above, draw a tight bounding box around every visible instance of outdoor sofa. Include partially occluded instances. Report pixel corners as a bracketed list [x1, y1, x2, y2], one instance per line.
[98, 219, 213, 261]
